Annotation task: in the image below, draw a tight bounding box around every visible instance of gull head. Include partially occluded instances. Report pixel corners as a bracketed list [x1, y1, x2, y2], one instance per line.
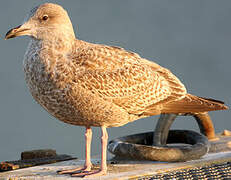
[5, 3, 75, 41]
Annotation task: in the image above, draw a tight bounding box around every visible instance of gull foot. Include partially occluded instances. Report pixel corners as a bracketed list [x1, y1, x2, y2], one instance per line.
[71, 169, 107, 178]
[57, 165, 92, 175]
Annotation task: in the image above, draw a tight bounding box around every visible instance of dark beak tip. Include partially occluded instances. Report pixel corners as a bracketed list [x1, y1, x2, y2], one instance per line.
[5, 29, 14, 40]
[5, 25, 22, 40]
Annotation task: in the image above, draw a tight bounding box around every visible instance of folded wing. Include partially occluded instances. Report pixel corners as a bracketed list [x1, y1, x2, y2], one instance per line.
[72, 44, 187, 115]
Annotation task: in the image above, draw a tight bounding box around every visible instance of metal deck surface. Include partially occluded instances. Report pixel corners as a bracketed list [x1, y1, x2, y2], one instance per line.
[0, 151, 231, 180]
[137, 161, 231, 179]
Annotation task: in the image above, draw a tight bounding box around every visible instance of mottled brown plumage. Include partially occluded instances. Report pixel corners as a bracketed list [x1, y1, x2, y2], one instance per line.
[5, 3, 228, 177]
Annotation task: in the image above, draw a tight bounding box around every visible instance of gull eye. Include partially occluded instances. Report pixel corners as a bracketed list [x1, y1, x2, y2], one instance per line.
[42, 15, 49, 21]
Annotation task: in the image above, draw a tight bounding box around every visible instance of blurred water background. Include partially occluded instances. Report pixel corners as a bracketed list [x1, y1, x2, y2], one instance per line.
[0, 0, 230, 162]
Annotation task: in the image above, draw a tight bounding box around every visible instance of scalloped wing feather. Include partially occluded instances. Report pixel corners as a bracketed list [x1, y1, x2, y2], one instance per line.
[71, 44, 187, 115]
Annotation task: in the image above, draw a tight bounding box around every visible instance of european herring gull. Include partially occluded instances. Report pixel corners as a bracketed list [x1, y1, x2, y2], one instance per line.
[5, 3, 228, 177]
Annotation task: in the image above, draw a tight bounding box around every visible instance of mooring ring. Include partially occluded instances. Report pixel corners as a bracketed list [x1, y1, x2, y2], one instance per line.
[108, 130, 209, 162]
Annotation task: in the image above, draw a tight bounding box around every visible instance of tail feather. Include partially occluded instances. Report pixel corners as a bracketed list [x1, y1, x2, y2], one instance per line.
[198, 96, 225, 104]
[162, 94, 228, 114]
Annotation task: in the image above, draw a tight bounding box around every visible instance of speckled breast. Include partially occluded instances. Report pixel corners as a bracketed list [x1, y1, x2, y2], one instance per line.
[22, 40, 132, 127]
[23, 44, 83, 126]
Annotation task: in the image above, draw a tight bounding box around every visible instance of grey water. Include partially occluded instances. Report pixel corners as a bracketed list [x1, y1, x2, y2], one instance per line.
[0, 0, 230, 162]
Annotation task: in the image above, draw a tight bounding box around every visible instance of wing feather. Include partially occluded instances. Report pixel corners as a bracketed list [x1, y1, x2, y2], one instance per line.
[72, 43, 187, 115]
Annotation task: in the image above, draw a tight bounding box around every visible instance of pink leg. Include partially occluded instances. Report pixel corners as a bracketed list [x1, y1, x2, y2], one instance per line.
[58, 127, 92, 174]
[83, 126, 93, 170]
[72, 126, 108, 177]
[100, 126, 108, 174]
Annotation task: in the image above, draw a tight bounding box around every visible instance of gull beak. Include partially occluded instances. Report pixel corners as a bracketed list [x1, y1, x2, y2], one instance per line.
[5, 24, 31, 40]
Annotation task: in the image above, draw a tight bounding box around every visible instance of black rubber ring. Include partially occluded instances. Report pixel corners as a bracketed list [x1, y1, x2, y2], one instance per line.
[108, 130, 209, 162]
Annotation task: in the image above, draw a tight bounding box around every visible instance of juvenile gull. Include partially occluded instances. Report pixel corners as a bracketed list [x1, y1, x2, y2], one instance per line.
[5, 3, 228, 177]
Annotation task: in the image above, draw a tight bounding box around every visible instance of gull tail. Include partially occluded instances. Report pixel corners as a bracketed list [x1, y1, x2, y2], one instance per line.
[162, 94, 228, 114]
